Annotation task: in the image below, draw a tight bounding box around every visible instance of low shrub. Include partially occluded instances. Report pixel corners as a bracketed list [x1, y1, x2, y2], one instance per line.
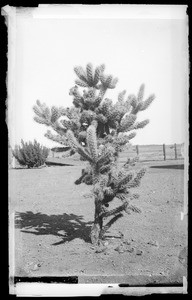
[12, 139, 49, 168]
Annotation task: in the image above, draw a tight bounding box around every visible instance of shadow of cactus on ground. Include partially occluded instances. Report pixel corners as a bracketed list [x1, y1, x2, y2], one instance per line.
[15, 211, 93, 246]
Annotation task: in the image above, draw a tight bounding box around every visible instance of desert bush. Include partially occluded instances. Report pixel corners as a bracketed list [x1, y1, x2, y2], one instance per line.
[12, 139, 49, 168]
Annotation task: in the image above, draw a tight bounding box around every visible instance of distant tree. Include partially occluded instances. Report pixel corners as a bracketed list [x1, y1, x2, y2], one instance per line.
[33, 63, 155, 245]
[12, 140, 49, 168]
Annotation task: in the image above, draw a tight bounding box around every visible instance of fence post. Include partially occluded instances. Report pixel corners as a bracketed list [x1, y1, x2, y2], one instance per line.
[136, 145, 139, 156]
[174, 143, 178, 160]
[163, 144, 166, 160]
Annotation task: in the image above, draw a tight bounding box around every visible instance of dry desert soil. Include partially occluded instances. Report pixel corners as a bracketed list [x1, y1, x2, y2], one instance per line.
[9, 159, 187, 284]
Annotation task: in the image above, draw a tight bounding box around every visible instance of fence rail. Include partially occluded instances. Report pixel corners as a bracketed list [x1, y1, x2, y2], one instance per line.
[119, 143, 184, 163]
[9, 143, 184, 168]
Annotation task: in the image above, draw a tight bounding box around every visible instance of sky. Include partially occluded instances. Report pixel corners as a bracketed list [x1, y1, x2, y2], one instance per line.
[7, 5, 188, 148]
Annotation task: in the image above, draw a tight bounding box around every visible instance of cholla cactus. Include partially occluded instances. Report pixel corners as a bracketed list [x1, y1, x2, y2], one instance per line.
[33, 62, 155, 245]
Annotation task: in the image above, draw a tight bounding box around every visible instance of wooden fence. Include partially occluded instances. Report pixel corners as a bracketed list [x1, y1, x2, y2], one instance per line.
[49, 143, 184, 162]
[119, 143, 184, 163]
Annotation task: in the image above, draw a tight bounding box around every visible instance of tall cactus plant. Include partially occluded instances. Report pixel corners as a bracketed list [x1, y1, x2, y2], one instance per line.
[33, 63, 155, 245]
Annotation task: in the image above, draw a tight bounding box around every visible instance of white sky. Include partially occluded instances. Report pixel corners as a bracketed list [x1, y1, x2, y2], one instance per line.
[6, 5, 188, 148]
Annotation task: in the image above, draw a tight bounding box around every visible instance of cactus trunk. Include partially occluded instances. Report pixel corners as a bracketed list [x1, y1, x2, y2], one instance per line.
[90, 197, 103, 245]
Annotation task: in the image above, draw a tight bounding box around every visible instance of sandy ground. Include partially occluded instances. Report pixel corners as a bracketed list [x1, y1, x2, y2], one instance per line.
[9, 159, 187, 284]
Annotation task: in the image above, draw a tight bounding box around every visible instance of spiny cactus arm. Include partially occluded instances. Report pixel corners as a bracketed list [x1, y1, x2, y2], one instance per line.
[86, 63, 94, 86]
[78, 147, 94, 163]
[126, 168, 147, 189]
[119, 114, 137, 132]
[140, 94, 155, 111]
[123, 156, 139, 168]
[101, 202, 127, 219]
[102, 191, 141, 219]
[98, 87, 107, 100]
[137, 83, 145, 102]
[33, 100, 51, 123]
[86, 125, 98, 161]
[93, 65, 104, 86]
[74, 66, 88, 83]
[118, 90, 126, 102]
[52, 120, 67, 136]
[129, 85, 155, 114]
[33, 104, 44, 118]
[94, 64, 105, 88]
[99, 64, 105, 73]
[101, 213, 124, 236]
[124, 98, 132, 112]
[127, 131, 137, 140]
[92, 66, 100, 86]
[108, 77, 118, 89]
[97, 151, 112, 166]
[100, 74, 113, 90]
[33, 101, 63, 128]
[134, 119, 150, 129]
[128, 95, 137, 109]
[67, 130, 82, 151]
[116, 171, 135, 188]
[116, 189, 140, 202]
[50, 106, 60, 123]
[131, 102, 144, 115]
[44, 130, 69, 146]
[98, 163, 111, 174]
[127, 119, 149, 131]
[33, 116, 51, 126]
[75, 79, 90, 87]
[113, 134, 134, 147]
[67, 130, 93, 163]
